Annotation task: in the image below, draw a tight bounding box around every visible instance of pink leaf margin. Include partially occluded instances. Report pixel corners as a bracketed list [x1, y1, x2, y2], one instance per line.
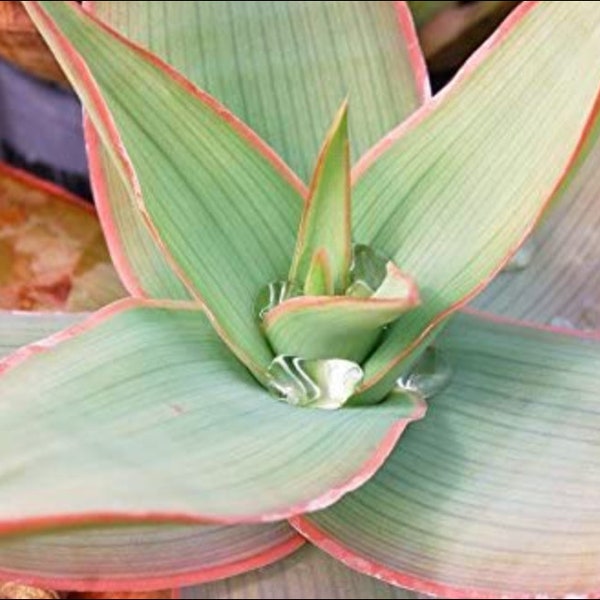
[0, 295, 305, 591]
[291, 307, 600, 600]
[352, 0, 600, 395]
[23, 0, 309, 379]
[0, 530, 302, 595]
[0, 294, 425, 523]
[394, 1, 431, 103]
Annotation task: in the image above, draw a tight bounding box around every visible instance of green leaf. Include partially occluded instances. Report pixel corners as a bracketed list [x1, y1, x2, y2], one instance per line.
[351, 2, 600, 401]
[264, 265, 420, 364]
[303, 251, 334, 298]
[86, 125, 191, 302]
[0, 522, 300, 593]
[26, 1, 307, 379]
[290, 102, 352, 296]
[184, 545, 419, 599]
[474, 105, 600, 330]
[294, 311, 600, 598]
[0, 312, 83, 359]
[0, 300, 424, 530]
[87, 1, 429, 183]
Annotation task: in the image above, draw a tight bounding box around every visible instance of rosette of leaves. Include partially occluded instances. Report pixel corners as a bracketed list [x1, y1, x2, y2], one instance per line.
[2, 2, 600, 599]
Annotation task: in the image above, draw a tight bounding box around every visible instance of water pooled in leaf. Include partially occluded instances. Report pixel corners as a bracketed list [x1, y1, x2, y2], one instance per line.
[346, 244, 389, 298]
[267, 356, 364, 410]
[503, 239, 537, 273]
[397, 347, 452, 400]
[255, 281, 302, 321]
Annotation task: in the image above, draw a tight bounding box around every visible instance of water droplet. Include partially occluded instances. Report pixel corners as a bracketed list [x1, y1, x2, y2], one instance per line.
[549, 316, 577, 330]
[347, 244, 388, 297]
[504, 239, 537, 273]
[255, 281, 302, 321]
[267, 356, 364, 410]
[397, 347, 452, 400]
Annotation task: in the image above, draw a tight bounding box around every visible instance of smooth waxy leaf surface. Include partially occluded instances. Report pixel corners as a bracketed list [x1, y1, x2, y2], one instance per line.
[0, 300, 424, 524]
[0, 163, 124, 311]
[26, 0, 306, 378]
[290, 102, 352, 296]
[0, 311, 82, 358]
[264, 265, 419, 364]
[295, 312, 600, 598]
[86, 128, 191, 302]
[87, 1, 428, 182]
[0, 522, 300, 594]
[351, 2, 600, 400]
[82, 0, 428, 303]
[475, 107, 600, 330]
[184, 545, 418, 599]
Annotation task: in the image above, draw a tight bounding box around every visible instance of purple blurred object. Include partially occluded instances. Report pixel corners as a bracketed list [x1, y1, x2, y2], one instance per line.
[0, 58, 90, 198]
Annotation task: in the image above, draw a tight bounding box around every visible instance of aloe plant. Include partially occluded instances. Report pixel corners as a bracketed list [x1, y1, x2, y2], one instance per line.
[2, 1, 600, 599]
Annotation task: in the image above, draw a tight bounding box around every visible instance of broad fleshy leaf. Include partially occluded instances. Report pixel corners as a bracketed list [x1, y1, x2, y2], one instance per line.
[352, 2, 600, 401]
[0, 162, 124, 311]
[25, 0, 306, 378]
[264, 265, 420, 364]
[290, 102, 352, 296]
[0, 522, 300, 594]
[85, 124, 191, 302]
[294, 311, 600, 599]
[0, 311, 83, 359]
[184, 545, 419, 599]
[0, 300, 425, 527]
[81, 0, 429, 304]
[86, 1, 429, 182]
[474, 104, 600, 330]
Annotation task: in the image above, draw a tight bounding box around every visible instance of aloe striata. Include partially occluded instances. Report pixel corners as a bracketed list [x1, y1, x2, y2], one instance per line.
[1, 2, 600, 599]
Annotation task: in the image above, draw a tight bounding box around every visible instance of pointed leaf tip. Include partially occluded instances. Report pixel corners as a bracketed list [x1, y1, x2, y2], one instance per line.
[290, 101, 352, 296]
[24, 0, 306, 379]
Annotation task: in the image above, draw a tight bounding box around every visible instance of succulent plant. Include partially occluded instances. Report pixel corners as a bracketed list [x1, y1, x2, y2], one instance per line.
[2, 2, 600, 598]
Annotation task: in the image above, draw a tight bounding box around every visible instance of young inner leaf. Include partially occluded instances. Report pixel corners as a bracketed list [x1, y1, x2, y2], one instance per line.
[289, 101, 352, 296]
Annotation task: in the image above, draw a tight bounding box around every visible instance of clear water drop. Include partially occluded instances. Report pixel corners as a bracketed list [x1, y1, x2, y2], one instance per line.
[397, 347, 452, 400]
[267, 356, 364, 410]
[504, 239, 537, 273]
[255, 281, 302, 322]
[347, 244, 388, 297]
[549, 316, 577, 330]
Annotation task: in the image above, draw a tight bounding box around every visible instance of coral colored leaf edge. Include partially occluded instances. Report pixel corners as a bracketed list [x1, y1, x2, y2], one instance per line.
[0, 530, 303, 594]
[0, 295, 305, 592]
[0, 160, 94, 215]
[82, 118, 146, 297]
[24, 1, 308, 357]
[0, 295, 426, 525]
[394, 1, 431, 102]
[353, 0, 600, 393]
[263, 281, 421, 329]
[290, 307, 600, 600]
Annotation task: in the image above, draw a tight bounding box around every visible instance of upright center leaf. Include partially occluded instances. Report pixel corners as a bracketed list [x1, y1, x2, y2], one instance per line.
[289, 101, 352, 297]
[256, 104, 421, 410]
